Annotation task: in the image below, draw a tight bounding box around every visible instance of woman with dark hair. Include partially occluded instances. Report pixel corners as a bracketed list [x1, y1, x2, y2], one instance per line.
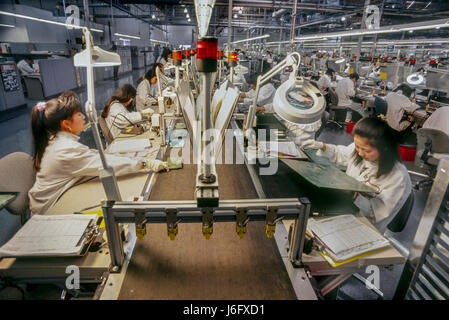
[156, 47, 172, 66]
[136, 65, 159, 112]
[28, 91, 168, 215]
[385, 83, 419, 132]
[101, 83, 146, 139]
[301, 116, 412, 233]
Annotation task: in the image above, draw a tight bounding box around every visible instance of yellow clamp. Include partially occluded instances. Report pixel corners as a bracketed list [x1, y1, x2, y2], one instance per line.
[166, 208, 180, 241]
[265, 206, 280, 239]
[236, 208, 249, 239]
[202, 226, 213, 240]
[135, 210, 147, 240]
[167, 225, 178, 240]
[201, 208, 214, 240]
[136, 227, 147, 240]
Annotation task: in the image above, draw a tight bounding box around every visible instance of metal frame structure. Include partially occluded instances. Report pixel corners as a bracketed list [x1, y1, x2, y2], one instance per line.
[101, 198, 311, 271]
[394, 158, 449, 300]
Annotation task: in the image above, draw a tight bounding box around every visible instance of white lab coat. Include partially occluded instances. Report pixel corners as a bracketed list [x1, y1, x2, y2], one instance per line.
[105, 101, 142, 139]
[317, 74, 336, 92]
[136, 79, 158, 112]
[243, 83, 276, 112]
[28, 131, 143, 215]
[385, 92, 420, 132]
[317, 143, 411, 232]
[423, 106, 449, 136]
[17, 60, 36, 75]
[336, 77, 356, 108]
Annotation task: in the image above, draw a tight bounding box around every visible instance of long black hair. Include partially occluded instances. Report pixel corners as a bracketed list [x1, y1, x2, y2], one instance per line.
[101, 84, 136, 118]
[352, 116, 401, 178]
[31, 91, 82, 171]
[136, 65, 157, 86]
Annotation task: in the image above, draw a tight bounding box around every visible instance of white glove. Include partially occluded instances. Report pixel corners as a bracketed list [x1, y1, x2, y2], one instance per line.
[300, 139, 324, 150]
[143, 159, 169, 172]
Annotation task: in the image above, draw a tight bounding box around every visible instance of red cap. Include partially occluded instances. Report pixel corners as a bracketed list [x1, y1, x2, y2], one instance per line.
[172, 50, 183, 61]
[197, 38, 217, 60]
[228, 52, 238, 62]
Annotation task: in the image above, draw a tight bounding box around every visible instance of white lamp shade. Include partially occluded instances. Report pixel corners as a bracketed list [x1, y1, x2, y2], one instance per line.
[407, 73, 424, 85]
[74, 46, 121, 67]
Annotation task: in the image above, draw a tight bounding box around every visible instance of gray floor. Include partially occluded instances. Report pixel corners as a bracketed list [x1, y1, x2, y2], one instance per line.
[0, 72, 432, 300]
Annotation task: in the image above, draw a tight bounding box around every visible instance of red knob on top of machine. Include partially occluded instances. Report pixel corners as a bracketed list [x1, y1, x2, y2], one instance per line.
[184, 50, 190, 57]
[172, 50, 183, 66]
[196, 37, 218, 72]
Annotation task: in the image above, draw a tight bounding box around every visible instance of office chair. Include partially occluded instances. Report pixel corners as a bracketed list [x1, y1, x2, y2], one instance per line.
[325, 87, 346, 130]
[99, 116, 114, 146]
[414, 128, 449, 190]
[386, 192, 414, 233]
[0, 152, 36, 225]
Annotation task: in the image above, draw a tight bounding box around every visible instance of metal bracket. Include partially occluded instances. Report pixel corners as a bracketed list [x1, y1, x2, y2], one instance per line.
[265, 206, 282, 238]
[236, 207, 249, 239]
[135, 209, 147, 240]
[166, 208, 180, 240]
[201, 207, 214, 240]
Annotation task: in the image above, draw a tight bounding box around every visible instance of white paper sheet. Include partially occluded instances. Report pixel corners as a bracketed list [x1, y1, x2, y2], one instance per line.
[107, 139, 151, 154]
[0, 215, 97, 258]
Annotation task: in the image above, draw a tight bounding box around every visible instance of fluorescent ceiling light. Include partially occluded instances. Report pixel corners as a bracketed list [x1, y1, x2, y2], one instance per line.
[295, 18, 449, 41]
[425, 2, 432, 9]
[407, 1, 415, 9]
[150, 39, 169, 45]
[0, 23, 14, 28]
[90, 28, 103, 33]
[231, 34, 269, 45]
[114, 32, 140, 40]
[0, 10, 103, 34]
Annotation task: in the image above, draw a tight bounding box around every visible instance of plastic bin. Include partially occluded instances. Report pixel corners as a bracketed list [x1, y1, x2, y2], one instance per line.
[398, 145, 417, 162]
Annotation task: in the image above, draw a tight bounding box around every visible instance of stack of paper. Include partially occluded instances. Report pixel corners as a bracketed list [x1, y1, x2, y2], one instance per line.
[307, 215, 390, 262]
[0, 215, 98, 258]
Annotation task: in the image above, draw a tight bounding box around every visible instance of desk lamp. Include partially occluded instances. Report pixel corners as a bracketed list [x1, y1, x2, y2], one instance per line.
[73, 27, 122, 201]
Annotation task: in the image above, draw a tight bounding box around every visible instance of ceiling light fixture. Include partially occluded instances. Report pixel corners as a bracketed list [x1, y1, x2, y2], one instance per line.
[407, 1, 415, 9]
[0, 23, 14, 28]
[114, 32, 140, 40]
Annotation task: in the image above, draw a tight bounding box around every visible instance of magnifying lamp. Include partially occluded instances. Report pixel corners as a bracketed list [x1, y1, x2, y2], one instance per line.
[407, 73, 425, 86]
[274, 76, 326, 125]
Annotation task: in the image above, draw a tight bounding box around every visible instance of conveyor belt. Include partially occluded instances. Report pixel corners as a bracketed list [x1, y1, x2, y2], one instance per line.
[118, 163, 297, 299]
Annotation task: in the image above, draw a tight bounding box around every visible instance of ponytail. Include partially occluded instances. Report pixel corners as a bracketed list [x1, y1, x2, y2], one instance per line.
[31, 91, 82, 171]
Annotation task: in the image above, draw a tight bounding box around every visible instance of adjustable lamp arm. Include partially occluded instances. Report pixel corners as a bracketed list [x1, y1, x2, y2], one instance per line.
[243, 52, 301, 131]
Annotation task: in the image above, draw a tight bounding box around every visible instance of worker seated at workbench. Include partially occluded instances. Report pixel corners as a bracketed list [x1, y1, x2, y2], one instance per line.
[238, 64, 276, 114]
[301, 116, 412, 234]
[101, 84, 151, 140]
[28, 91, 168, 215]
[136, 65, 159, 112]
[317, 68, 337, 93]
[384, 84, 420, 140]
[155, 62, 174, 89]
[335, 73, 368, 123]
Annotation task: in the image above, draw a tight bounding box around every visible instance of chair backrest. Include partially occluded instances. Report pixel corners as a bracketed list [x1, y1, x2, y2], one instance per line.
[327, 87, 339, 106]
[99, 116, 114, 145]
[387, 191, 414, 233]
[416, 128, 449, 154]
[0, 152, 36, 217]
[415, 128, 449, 167]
